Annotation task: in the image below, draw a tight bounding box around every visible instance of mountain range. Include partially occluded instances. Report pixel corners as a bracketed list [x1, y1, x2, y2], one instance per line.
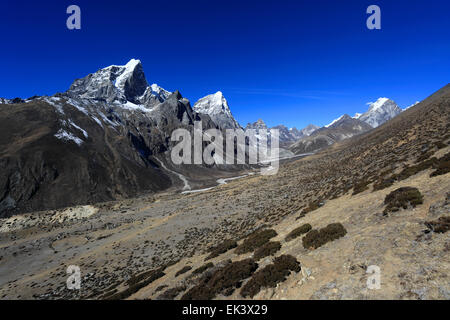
[0, 59, 224, 217]
[0, 59, 409, 216]
[289, 98, 404, 154]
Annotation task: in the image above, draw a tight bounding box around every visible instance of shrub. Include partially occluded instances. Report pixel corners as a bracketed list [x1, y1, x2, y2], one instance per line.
[425, 216, 450, 233]
[373, 156, 445, 192]
[175, 266, 192, 277]
[352, 180, 370, 195]
[235, 229, 277, 254]
[285, 224, 312, 242]
[302, 223, 347, 249]
[396, 158, 437, 181]
[434, 141, 447, 149]
[297, 201, 320, 219]
[181, 259, 258, 300]
[383, 187, 423, 214]
[240, 255, 300, 298]
[154, 285, 168, 293]
[105, 267, 165, 300]
[192, 262, 214, 275]
[373, 176, 396, 191]
[157, 285, 187, 300]
[205, 239, 237, 260]
[253, 241, 281, 260]
[416, 150, 434, 163]
[430, 152, 450, 177]
[126, 267, 165, 287]
[305, 201, 320, 213]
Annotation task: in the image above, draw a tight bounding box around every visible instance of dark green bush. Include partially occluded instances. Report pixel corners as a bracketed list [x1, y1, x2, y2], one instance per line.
[192, 262, 214, 275]
[253, 241, 281, 260]
[302, 223, 347, 249]
[157, 285, 187, 300]
[205, 239, 237, 260]
[373, 155, 446, 191]
[425, 216, 450, 233]
[235, 229, 277, 254]
[434, 141, 447, 149]
[352, 180, 370, 195]
[416, 150, 434, 163]
[105, 267, 165, 300]
[126, 267, 165, 287]
[154, 285, 168, 293]
[175, 265, 192, 277]
[181, 259, 258, 300]
[383, 187, 423, 214]
[240, 255, 300, 298]
[373, 176, 396, 191]
[396, 158, 437, 181]
[430, 152, 450, 177]
[285, 224, 312, 242]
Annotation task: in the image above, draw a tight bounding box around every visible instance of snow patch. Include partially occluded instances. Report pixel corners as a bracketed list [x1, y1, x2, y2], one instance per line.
[69, 120, 88, 138]
[54, 129, 84, 145]
[325, 115, 344, 128]
[114, 59, 141, 91]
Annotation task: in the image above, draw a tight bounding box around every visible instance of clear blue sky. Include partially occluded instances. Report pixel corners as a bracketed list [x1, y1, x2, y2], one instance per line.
[1, 0, 449, 128]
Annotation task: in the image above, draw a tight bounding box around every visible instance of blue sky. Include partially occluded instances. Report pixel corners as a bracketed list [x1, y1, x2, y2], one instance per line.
[1, 0, 449, 128]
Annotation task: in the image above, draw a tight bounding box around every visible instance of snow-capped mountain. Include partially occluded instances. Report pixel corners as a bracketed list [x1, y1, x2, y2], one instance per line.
[67, 59, 171, 107]
[0, 59, 226, 216]
[245, 120, 318, 146]
[356, 98, 402, 128]
[245, 119, 268, 130]
[0, 97, 26, 104]
[0, 98, 11, 104]
[300, 124, 320, 137]
[325, 115, 346, 128]
[193, 91, 241, 129]
[290, 115, 372, 154]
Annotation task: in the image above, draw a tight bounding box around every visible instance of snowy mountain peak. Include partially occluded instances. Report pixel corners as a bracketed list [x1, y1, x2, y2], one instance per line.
[358, 98, 402, 128]
[194, 91, 228, 114]
[300, 124, 319, 136]
[368, 97, 390, 111]
[246, 119, 268, 130]
[325, 115, 346, 128]
[113, 59, 145, 93]
[67, 58, 171, 106]
[193, 92, 240, 129]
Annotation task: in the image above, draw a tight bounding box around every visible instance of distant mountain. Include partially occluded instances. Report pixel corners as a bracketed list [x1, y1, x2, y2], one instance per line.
[245, 120, 318, 146]
[300, 124, 320, 136]
[289, 114, 372, 154]
[356, 98, 402, 128]
[0, 57, 414, 216]
[245, 119, 268, 130]
[193, 91, 241, 129]
[0, 97, 26, 104]
[272, 125, 299, 144]
[290, 97, 403, 154]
